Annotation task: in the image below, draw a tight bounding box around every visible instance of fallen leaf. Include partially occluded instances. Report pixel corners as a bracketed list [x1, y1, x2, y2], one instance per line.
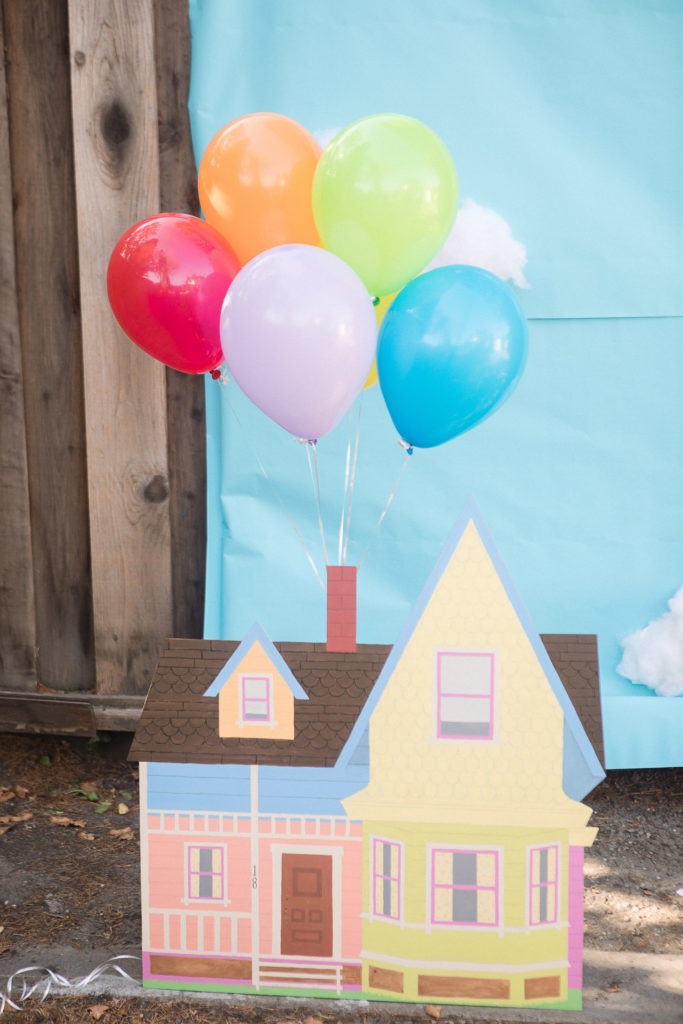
[109, 827, 134, 840]
[94, 802, 112, 814]
[117, 803, 129, 815]
[80, 781, 98, 793]
[0, 942, 12, 955]
[89, 1005, 109, 1020]
[424, 1006, 442, 1019]
[14, 785, 29, 798]
[78, 832, 95, 841]
[39, 755, 51, 766]
[303, 1017, 324, 1024]
[0, 792, 16, 804]
[120, 791, 133, 801]
[0, 813, 32, 824]
[0, 825, 11, 836]
[50, 816, 87, 828]
[607, 983, 620, 993]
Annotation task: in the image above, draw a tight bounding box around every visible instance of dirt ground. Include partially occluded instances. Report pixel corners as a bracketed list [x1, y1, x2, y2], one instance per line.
[0, 733, 681, 1022]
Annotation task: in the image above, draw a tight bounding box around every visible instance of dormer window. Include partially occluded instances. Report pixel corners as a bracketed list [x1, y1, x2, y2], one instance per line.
[240, 675, 272, 724]
[203, 623, 308, 740]
[435, 650, 497, 741]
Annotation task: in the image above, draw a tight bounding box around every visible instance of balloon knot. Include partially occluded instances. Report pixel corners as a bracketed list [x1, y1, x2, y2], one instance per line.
[372, 296, 380, 306]
[210, 366, 230, 385]
[398, 439, 414, 455]
[296, 437, 317, 446]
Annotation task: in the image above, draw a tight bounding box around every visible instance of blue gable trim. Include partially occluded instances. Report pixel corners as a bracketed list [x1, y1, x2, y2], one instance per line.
[337, 496, 605, 800]
[202, 621, 309, 699]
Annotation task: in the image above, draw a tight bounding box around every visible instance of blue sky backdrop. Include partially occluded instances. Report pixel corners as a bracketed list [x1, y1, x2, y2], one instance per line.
[188, 0, 683, 768]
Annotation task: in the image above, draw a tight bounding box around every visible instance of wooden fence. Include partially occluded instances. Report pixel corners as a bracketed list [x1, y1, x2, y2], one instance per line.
[0, 0, 206, 718]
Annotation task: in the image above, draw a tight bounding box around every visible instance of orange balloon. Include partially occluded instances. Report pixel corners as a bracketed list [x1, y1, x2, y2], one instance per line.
[364, 292, 398, 388]
[198, 113, 322, 266]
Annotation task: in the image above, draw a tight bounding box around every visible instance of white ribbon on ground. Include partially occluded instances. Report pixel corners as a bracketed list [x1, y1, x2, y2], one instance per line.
[0, 954, 140, 1014]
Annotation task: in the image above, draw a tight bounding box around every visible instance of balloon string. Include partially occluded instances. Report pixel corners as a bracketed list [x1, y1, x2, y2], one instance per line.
[217, 380, 324, 591]
[342, 392, 363, 566]
[306, 440, 329, 566]
[357, 448, 412, 570]
[337, 411, 353, 566]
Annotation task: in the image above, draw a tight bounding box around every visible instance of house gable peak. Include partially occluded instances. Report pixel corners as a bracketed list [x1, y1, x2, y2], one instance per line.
[338, 497, 604, 802]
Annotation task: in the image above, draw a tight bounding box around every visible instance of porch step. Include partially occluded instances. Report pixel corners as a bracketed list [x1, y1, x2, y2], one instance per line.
[258, 961, 340, 988]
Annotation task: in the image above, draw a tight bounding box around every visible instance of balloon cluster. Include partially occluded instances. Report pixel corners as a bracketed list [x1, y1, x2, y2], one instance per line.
[107, 112, 528, 448]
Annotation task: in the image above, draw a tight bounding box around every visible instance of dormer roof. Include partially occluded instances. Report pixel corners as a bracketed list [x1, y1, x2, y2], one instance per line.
[202, 622, 309, 699]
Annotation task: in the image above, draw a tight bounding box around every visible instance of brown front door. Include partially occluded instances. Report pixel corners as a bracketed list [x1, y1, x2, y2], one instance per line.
[281, 853, 333, 957]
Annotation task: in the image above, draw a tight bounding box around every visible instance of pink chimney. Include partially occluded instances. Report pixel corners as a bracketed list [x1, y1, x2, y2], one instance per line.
[326, 565, 357, 652]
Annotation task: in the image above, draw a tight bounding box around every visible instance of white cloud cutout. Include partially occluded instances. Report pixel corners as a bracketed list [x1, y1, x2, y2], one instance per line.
[426, 198, 530, 288]
[617, 587, 683, 697]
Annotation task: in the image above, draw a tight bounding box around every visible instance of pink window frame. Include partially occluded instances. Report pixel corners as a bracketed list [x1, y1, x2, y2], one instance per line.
[240, 674, 272, 722]
[187, 845, 225, 902]
[528, 844, 560, 926]
[430, 847, 500, 928]
[372, 837, 403, 921]
[435, 650, 495, 740]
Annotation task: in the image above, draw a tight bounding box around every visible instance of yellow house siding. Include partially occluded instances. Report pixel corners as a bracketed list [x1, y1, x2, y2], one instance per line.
[344, 521, 593, 841]
[361, 822, 569, 980]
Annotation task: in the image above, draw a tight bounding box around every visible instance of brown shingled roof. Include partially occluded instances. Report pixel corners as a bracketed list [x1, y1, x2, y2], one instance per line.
[128, 634, 603, 769]
[541, 633, 604, 766]
[128, 639, 391, 766]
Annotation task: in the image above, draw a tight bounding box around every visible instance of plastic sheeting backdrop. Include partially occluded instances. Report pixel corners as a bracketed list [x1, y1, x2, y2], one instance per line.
[188, 0, 683, 769]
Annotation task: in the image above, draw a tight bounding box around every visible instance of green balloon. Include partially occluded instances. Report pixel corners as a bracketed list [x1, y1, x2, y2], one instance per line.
[312, 114, 458, 297]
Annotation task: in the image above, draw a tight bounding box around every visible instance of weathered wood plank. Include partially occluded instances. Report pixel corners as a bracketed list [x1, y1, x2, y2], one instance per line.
[0, 694, 96, 737]
[2, 0, 93, 690]
[68, 0, 172, 693]
[0, 690, 145, 734]
[154, 0, 207, 638]
[0, 7, 37, 692]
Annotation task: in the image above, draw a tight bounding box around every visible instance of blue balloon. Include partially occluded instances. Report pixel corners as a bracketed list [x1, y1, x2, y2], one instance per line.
[377, 265, 529, 448]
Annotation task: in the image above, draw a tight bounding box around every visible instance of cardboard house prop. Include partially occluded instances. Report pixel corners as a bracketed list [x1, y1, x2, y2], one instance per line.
[129, 502, 605, 1010]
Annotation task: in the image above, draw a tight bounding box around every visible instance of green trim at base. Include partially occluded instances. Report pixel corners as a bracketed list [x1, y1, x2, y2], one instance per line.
[143, 980, 367, 999]
[142, 980, 583, 1010]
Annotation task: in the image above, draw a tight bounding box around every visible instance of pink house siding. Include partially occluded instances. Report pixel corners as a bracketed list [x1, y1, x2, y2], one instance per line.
[147, 831, 251, 913]
[145, 813, 364, 966]
[568, 845, 585, 989]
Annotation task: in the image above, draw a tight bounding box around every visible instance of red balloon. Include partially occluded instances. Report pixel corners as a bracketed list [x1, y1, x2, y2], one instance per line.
[107, 213, 240, 374]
